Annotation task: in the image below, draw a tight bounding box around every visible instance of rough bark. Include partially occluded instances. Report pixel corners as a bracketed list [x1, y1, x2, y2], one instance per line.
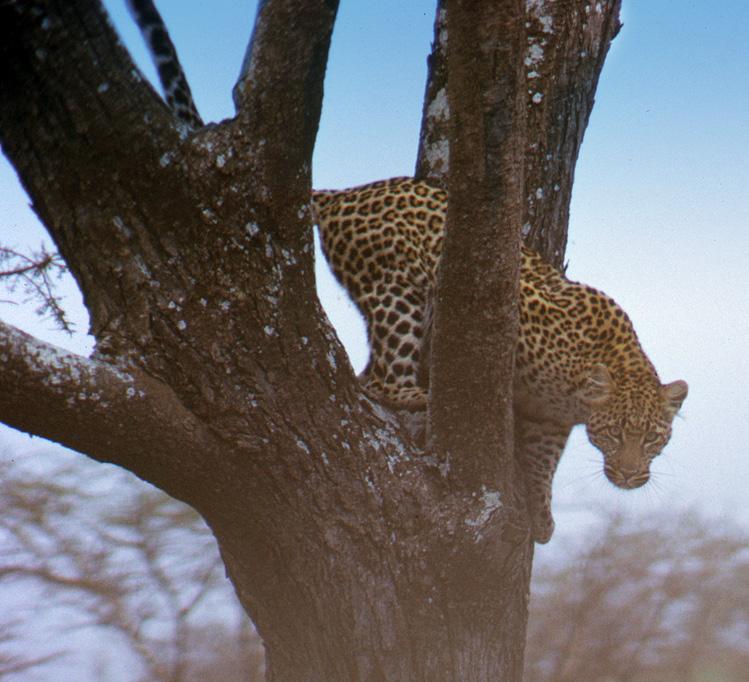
[417, 0, 623, 266]
[427, 2, 531, 677]
[0, 0, 621, 679]
[415, 0, 449, 187]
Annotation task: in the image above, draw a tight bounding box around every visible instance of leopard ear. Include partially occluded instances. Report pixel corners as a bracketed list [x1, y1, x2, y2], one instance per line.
[579, 364, 615, 406]
[661, 380, 688, 419]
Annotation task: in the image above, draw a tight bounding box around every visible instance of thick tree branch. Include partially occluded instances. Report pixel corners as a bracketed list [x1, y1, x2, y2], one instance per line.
[430, 0, 526, 490]
[416, 0, 623, 265]
[233, 0, 338, 224]
[0, 320, 221, 503]
[425, 3, 532, 677]
[521, 0, 622, 264]
[0, 0, 196, 344]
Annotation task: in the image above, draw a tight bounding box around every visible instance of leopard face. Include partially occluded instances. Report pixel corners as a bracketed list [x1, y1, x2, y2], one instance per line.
[583, 365, 688, 489]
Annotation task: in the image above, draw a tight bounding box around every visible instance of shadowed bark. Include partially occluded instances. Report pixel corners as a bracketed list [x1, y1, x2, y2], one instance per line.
[0, 0, 621, 679]
[427, 3, 530, 676]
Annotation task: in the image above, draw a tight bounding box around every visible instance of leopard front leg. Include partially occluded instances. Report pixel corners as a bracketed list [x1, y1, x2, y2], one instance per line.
[515, 415, 572, 544]
[360, 271, 429, 410]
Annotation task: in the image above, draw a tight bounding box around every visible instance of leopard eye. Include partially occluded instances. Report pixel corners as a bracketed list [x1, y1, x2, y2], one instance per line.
[644, 431, 660, 444]
[608, 425, 622, 438]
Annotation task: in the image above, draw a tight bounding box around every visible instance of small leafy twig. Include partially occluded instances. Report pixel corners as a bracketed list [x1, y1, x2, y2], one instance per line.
[0, 245, 73, 334]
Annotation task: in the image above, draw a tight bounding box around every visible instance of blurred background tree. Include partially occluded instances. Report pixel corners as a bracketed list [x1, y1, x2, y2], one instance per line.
[526, 512, 749, 682]
[0, 449, 263, 681]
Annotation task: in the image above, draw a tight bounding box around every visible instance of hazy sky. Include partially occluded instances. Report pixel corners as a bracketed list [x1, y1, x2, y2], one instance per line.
[1, 0, 748, 550]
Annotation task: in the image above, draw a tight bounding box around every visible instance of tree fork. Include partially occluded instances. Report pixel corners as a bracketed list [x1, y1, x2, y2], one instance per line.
[0, 1, 623, 679]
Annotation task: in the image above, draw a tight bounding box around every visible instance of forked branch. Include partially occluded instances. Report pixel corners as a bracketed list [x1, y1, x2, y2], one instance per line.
[231, 0, 339, 231]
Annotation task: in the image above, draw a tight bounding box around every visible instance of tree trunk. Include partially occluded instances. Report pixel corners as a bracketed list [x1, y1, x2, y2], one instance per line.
[0, 0, 621, 679]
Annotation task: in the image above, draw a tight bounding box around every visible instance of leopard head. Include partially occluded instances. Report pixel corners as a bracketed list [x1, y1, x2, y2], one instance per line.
[580, 364, 688, 489]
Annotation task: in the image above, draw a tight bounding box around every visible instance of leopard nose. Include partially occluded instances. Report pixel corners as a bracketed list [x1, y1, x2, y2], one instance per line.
[604, 464, 648, 489]
[620, 469, 648, 488]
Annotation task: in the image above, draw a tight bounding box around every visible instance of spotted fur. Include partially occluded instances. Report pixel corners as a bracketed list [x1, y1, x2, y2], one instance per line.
[313, 177, 688, 543]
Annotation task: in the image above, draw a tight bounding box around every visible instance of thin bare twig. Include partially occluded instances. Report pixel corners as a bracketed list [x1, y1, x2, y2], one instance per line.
[0, 245, 73, 333]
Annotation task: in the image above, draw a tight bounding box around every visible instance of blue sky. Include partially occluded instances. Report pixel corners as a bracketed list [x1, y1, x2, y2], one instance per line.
[1, 0, 748, 546]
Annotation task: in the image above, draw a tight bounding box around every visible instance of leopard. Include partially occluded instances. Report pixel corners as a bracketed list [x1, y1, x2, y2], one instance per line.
[128, 1, 688, 543]
[313, 177, 688, 543]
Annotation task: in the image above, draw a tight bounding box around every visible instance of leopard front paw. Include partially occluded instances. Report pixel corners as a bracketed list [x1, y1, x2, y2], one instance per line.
[530, 507, 555, 544]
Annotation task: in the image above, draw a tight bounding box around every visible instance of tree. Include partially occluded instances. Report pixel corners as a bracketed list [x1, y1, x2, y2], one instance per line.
[0, 451, 262, 680]
[525, 511, 749, 682]
[0, 1, 620, 678]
